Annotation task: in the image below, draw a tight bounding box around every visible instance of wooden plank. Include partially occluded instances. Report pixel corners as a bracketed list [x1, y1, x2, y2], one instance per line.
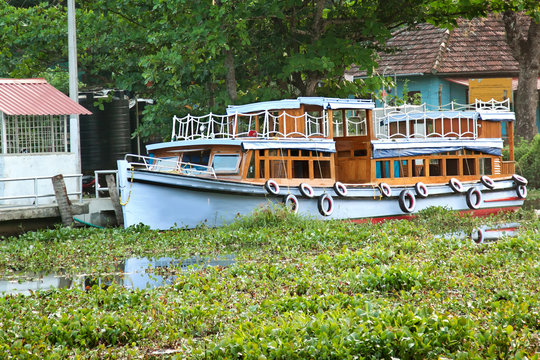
[51, 174, 74, 227]
[106, 174, 124, 227]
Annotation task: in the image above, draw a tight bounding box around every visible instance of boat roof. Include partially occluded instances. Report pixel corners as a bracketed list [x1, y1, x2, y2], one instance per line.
[226, 97, 375, 115]
[147, 138, 337, 153]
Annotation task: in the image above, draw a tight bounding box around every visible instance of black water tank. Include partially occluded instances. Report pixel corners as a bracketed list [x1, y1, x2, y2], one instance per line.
[79, 91, 132, 172]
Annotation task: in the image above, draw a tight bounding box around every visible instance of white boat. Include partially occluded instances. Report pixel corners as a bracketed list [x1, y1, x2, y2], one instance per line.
[117, 97, 527, 229]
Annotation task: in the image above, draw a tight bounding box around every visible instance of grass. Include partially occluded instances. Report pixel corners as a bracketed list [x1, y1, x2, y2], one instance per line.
[0, 207, 539, 359]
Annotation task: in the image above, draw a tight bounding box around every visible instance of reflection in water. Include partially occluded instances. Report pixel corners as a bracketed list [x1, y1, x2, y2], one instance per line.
[435, 222, 520, 243]
[0, 255, 235, 296]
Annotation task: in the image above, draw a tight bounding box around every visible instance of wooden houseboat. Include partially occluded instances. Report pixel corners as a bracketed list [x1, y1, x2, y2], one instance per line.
[117, 97, 527, 229]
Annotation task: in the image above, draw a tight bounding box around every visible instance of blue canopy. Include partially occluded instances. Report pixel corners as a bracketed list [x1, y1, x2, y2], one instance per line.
[371, 138, 503, 159]
[226, 97, 374, 115]
[241, 139, 336, 153]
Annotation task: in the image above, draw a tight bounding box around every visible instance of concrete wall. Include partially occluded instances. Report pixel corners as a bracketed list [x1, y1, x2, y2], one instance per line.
[0, 153, 80, 206]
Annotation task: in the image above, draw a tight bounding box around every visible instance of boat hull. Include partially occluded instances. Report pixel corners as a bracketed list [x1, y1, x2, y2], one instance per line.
[117, 161, 525, 230]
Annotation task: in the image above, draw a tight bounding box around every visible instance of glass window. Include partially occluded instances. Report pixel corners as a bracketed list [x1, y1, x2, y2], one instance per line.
[182, 150, 210, 166]
[212, 154, 241, 173]
[394, 160, 408, 178]
[446, 158, 459, 176]
[376, 160, 390, 178]
[463, 158, 476, 175]
[479, 158, 492, 175]
[246, 154, 255, 178]
[346, 110, 367, 136]
[429, 159, 441, 176]
[293, 160, 309, 178]
[354, 149, 367, 157]
[333, 110, 344, 137]
[412, 159, 425, 177]
[270, 160, 287, 178]
[314, 161, 331, 178]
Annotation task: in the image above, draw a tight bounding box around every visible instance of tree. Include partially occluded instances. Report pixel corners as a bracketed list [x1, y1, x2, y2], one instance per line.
[428, 0, 540, 141]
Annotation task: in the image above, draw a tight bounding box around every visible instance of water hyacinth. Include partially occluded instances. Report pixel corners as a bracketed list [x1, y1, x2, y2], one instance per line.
[0, 206, 538, 359]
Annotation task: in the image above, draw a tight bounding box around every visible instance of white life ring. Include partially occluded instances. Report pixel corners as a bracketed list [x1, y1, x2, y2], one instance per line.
[318, 193, 334, 216]
[414, 182, 429, 198]
[378, 182, 392, 198]
[299, 183, 315, 198]
[466, 187, 483, 210]
[264, 179, 280, 195]
[398, 189, 416, 213]
[283, 194, 299, 213]
[333, 181, 348, 197]
[448, 178, 463, 193]
[516, 184, 527, 199]
[471, 228, 485, 244]
[512, 174, 528, 186]
[480, 175, 495, 189]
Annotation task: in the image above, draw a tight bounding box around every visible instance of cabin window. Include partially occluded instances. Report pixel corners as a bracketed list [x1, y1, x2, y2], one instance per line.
[333, 110, 344, 137]
[429, 159, 442, 176]
[270, 159, 287, 178]
[463, 158, 476, 175]
[394, 160, 409, 178]
[293, 160, 309, 178]
[182, 150, 210, 166]
[446, 158, 459, 176]
[246, 153, 255, 178]
[479, 158, 492, 175]
[354, 149, 367, 157]
[412, 159, 425, 177]
[307, 111, 324, 136]
[314, 160, 331, 178]
[259, 159, 265, 178]
[212, 154, 241, 174]
[337, 150, 350, 158]
[376, 161, 390, 178]
[346, 110, 367, 136]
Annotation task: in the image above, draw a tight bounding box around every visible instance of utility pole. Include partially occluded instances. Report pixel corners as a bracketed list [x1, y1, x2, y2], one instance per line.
[67, 0, 81, 173]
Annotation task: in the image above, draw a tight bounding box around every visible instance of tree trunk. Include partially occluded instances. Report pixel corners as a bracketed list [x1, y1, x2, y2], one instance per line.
[503, 11, 540, 142]
[224, 48, 237, 102]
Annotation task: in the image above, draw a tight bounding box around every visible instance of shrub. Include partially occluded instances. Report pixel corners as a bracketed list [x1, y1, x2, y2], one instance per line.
[514, 134, 540, 189]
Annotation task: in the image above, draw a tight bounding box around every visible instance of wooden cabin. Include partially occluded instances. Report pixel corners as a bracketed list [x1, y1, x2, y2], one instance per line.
[148, 98, 515, 187]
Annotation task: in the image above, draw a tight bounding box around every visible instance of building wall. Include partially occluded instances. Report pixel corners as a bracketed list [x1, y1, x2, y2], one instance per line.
[0, 153, 80, 206]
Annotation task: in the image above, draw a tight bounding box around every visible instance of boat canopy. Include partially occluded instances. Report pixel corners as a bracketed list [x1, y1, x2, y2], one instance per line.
[226, 97, 374, 115]
[241, 139, 336, 153]
[147, 138, 336, 153]
[371, 138, 503, 159]
[477, 111, 515, 121]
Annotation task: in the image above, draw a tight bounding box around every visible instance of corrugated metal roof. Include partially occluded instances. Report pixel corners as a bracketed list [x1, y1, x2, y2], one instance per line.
[0, 78, 91, 116]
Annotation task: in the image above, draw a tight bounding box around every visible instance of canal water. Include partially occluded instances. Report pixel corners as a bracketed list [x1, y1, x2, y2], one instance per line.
[0, 254, 235, 296]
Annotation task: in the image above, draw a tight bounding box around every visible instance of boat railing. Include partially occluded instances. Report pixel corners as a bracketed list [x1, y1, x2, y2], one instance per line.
[125, 154, 217, 178]
[171, 110, 328, 140]
[373, 99, 510, 140]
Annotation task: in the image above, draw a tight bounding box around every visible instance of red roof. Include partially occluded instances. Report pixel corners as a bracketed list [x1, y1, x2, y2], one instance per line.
[0, 78, 91, 116]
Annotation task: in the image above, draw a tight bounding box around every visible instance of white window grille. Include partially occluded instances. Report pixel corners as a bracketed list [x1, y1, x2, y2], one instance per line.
[1, 114, 69, 154]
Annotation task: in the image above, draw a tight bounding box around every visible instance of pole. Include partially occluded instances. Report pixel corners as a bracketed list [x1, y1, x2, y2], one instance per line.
[68, 0, 81, 173]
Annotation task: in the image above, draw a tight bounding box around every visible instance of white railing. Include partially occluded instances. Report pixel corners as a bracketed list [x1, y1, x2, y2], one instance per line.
[373, 99, 510, 140]
[0, 174, 82, 208]
[171, 110, 329, 141]
[125, 154, 217, 178]
[94, 170, 119, 199]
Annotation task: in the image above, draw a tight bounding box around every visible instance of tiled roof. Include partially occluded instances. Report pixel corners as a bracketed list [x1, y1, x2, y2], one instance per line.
[347, 14, 519, 78]
[0, 78, 91, 116]
[437, 15, 519, 74]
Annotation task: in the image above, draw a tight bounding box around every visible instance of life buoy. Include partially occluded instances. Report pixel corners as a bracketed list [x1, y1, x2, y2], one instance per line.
[317, 193, 334, 216]
[299, 183, 315, 198]
[398, 189, 416, 213]
[466, 187, 483, 210]
[516, 184, 527, 199]
[480, 175, 495, 189]
[471, 228, 484, 244]
[512, 174, 528, 186]
[378, 182, 392, 198]
[283, 194, 299, 213]
[264, 179, 280, 195]
[448, 178, 463, 193]
[414, 182, 429, 198]
[333, 181, 348, 197]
